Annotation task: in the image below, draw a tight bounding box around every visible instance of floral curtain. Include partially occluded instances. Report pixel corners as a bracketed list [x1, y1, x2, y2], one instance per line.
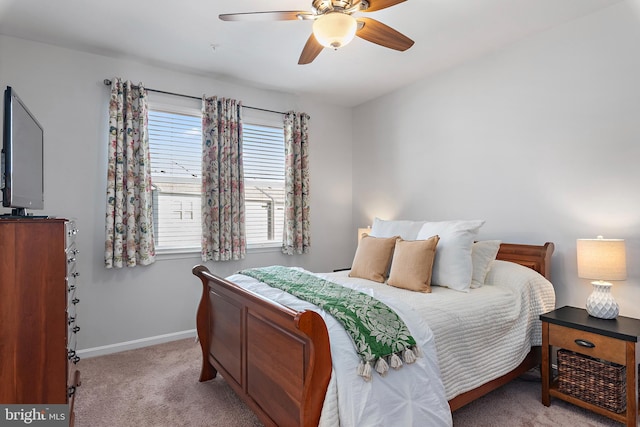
[105, 78, 155, 268]
[201, 96, 246, 261]
[282, 112, 310, 255]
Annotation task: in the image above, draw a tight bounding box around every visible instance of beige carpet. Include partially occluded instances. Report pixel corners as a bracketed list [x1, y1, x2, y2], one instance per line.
[75, 338, 622, 426]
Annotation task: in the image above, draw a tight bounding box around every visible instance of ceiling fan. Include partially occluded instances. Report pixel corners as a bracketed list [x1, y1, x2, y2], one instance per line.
[219, 0, 414, 65]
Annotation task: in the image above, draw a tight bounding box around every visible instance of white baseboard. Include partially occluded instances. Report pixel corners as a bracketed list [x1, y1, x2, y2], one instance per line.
[77, 329, 197, 359]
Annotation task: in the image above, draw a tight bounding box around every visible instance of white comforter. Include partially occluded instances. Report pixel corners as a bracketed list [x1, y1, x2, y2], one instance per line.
[227, 259, 555, 427]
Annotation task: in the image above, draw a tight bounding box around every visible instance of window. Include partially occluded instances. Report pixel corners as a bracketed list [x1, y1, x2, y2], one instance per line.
[148, 106, 285, 252]
[243, 124, 285, 247]
[148, 109, 202, 250]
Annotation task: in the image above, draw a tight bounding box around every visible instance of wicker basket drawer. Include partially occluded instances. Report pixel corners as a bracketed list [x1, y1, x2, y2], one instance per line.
[557, 349, 627, 413]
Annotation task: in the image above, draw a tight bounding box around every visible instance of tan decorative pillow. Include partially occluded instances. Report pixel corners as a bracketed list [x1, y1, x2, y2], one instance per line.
[349, 235, 399, 283]
[387, 235, 440, 293]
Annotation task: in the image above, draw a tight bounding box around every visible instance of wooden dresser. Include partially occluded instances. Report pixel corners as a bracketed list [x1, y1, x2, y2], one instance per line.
[0, 218, 81, 423]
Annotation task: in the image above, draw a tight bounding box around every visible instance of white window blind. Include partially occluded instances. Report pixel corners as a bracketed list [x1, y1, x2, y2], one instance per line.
[147, 107, 285, 252]
[243, 124, 285, 247]
[149, 110, 202, 250]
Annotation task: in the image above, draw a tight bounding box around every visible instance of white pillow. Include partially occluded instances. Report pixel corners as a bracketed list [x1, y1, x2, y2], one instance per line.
[416, 220, 485, 292]
[471, 240, 502, 288]
[369, 217, 426, 240]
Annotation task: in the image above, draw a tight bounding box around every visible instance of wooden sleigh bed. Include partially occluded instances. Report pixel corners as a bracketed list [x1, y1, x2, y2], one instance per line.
[192, 242, 554, 427]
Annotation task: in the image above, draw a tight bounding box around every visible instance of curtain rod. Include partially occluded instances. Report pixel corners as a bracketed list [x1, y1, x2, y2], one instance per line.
[102, 79, 287, 116]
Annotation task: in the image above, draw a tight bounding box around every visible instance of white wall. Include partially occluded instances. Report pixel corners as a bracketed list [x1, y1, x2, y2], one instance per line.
[0, 35, 354, 350]
[3, 0, 639, 352]
[352, 2, 640, 318]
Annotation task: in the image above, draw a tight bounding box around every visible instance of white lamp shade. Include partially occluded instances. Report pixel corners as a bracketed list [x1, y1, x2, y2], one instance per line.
[577, 237, 627, 281]
[313, 13, 357, 49]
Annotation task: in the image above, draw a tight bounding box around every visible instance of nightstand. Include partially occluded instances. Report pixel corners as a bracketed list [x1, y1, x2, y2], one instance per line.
[540, 306, 640, 426]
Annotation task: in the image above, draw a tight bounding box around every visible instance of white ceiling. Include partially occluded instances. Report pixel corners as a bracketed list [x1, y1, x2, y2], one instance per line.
[0, 0, 623, 107]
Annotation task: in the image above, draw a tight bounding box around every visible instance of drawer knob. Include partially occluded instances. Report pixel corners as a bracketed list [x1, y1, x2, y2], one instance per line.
[574, 339, 595, 348]
[72, 297, 80, 305]
[72, 325, 81, 333]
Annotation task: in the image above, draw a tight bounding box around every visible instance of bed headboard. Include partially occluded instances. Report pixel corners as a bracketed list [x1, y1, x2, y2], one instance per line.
[495, 242, 554, 280]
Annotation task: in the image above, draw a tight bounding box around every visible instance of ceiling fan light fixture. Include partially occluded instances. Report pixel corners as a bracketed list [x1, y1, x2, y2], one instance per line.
[312, 13, 357, 49]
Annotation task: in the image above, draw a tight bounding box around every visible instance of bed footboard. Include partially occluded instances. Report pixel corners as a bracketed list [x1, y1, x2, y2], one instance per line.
[192, 265, 332, 427]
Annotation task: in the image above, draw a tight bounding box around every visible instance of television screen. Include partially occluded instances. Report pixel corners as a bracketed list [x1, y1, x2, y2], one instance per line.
[2, 86, 44, 214]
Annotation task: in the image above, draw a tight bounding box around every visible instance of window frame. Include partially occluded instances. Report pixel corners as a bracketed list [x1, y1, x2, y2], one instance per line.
[242, 116, 287, 251]
[147, 101, 286, 257]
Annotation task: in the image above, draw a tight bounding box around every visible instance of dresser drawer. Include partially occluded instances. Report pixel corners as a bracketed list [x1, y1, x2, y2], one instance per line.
[67, 285, 79, 309]
[548, 323, 626, 365]
[68, 363, 80, 390]
[67, 325, 79, 351]
[67, 309, 79, 341]
[66, 242, 79, 273]
[65, 220, 78, 248]
[67, 271, 79, 293]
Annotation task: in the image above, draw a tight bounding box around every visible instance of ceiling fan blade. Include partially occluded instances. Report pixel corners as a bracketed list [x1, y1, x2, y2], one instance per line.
[362, 0, 407, 12]
[356, 17, 414, 51]
[219, 11, 313, 22]
[298, 34, 324, 65]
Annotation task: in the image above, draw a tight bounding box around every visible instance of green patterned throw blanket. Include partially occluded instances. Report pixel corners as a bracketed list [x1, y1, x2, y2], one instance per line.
[239, 266, 422, 381]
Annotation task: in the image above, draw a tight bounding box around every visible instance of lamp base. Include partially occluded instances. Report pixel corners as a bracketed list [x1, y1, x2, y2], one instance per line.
[586, 281, 619, 319]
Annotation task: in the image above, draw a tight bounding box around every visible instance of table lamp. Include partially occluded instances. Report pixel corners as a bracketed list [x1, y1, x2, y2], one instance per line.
[357, 226, 371, 244]
[577, 236, 627, 319]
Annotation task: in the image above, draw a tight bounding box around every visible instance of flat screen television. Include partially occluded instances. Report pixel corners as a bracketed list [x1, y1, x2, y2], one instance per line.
[1, 86, 45, 217]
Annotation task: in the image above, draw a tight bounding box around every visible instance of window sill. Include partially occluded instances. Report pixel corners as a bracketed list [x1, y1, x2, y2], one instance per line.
[154, 248, 201, 261]
[154, 244, 282, 261]
[246, 244, 282, 254]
